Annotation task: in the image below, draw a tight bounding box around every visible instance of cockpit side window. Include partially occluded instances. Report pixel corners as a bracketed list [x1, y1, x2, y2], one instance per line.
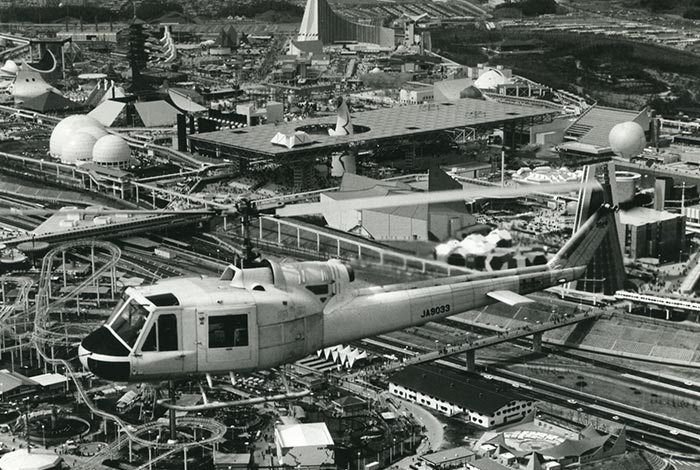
[140, 314, 178, 352]
[158, 314, 178, 351]
[220, 266, 237, 281]
[208, 314, 248, 348]
[110, 298, 150, 348]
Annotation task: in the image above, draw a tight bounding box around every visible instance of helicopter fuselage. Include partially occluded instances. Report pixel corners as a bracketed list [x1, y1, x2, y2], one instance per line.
[79, 259, 583, 382]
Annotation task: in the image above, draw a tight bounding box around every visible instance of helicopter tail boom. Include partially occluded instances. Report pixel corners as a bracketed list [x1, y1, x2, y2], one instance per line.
[547, 203, 618, 271]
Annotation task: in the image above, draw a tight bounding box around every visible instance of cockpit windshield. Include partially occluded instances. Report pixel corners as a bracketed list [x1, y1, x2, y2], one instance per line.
[110, 297, 151, 348]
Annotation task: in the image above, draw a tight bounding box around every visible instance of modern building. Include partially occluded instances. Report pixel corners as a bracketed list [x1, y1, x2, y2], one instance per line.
[0, 369, 37, 400]
[214, 452, 252, 470]
[331, 395, 367, 417]
[389, 364, 534, 428]
[620, 207, 686, 263]
[296, 0, 395, 49]
[319, 171, 476, 241]
[92, 135, 132, 169]
[466, 459, 510, 470]
[420, 447, 476, 469]
[479, 424, 627, 469]
[682, 203, 700, 234]
[275, 423, 335, 469]
[30, 373, 69, 396]
[557, 106, 650, 163]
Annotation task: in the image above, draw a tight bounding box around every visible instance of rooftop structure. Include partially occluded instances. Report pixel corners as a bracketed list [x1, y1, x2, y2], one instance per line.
[421, 447, 476, 469]
[49, 114, 104, 159]
[275, 422, 335, 468]
[319, 171, 476, 241]
[0, 449, 61, 470]
[389, 364, 533, 428]
[559, 106, 650, 161]
[189, 99, 557, 164]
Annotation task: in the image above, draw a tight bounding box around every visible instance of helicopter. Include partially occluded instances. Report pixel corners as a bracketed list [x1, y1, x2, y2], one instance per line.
[76, 187, 617, 386]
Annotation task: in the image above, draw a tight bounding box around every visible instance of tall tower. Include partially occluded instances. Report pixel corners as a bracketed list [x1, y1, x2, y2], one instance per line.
[570, 162, 626, 295]
[297, 0, 395, 48]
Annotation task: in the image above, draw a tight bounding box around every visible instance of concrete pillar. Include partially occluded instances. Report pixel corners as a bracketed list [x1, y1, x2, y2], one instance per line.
[532, 332, 542, 353]
[465, 349, 476, 372]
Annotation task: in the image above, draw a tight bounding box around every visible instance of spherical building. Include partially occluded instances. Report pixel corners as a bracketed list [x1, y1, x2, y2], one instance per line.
[609, 121, 646, 159]
[49, 114, 104, 158]
[474, 69, 508, 91]
[60, 132, 97, 165]
[78, 125, 108, 141]
[92, 135, 131, 169]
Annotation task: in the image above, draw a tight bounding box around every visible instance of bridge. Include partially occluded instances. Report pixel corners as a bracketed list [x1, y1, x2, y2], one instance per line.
[4, 212, 211, 247]
[378, 308, 604, 372]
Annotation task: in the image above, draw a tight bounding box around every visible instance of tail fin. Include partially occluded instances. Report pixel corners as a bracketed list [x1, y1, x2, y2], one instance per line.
[548, 204, 619, 270]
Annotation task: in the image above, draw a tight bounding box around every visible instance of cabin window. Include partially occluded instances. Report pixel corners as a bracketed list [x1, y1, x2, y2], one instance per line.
[209, 314, 248, 348]
[146, 293, 180, 307]
[140, 314, 178, 352]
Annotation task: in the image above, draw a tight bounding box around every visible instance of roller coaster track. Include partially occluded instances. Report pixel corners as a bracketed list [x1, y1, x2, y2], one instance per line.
[28, 240, 226, 469]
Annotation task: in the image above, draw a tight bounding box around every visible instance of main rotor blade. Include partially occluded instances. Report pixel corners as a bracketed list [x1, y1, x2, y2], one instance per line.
[277, 181, 586, 217]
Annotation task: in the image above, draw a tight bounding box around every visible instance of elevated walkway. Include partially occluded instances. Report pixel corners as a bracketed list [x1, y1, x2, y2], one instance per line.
[615, 290, 700, 313]
[384, 309, 603, 372]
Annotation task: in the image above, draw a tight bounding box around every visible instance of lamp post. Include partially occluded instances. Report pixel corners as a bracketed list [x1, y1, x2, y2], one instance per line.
[59, 2, 69, 31]
[41, 424, 45, 448]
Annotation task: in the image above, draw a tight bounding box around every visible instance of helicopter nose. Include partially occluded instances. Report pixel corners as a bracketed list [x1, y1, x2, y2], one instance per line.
[79, 327, 132, 381]
[78, 344, 90, 371]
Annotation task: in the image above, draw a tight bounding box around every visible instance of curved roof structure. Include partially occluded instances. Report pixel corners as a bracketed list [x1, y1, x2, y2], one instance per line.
[168, 88, 206, 113]
[61, 131, 97, 165]
[474, 69, 508, 90]
[92, 135, 131, 165]
[49, 114, 104, 157]
[22, 49, 57, 74]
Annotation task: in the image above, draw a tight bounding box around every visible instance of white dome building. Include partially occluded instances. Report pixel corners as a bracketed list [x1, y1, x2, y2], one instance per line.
[0, 59, 18, 76]
[609, 121, 646, 159]
[92, 135, 131, 169]
[60, 132, 97, 165]
[474, 69, 508, 91]
[49, 114, 104, 158]
[78, 125, 108, 141]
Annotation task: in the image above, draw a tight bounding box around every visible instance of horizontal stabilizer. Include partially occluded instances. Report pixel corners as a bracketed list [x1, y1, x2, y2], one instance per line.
[487, 290, 534, 306]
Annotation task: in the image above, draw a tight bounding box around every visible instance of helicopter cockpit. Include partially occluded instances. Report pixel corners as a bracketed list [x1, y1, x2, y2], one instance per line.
[79, 289, 162, 381]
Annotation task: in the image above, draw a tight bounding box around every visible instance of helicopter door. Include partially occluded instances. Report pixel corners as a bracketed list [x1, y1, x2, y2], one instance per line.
[197, 307, 255, 372]
[133, 311, 184, 378]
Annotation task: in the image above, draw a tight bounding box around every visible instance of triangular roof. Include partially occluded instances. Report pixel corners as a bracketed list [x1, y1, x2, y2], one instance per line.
[134, 100, 181, 127]
[21, 91, 81, 112]
[525, 452, 543, 470]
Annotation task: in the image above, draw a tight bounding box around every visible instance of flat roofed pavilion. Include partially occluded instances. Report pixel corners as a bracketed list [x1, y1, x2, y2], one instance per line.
[188, 99, 558, 164]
